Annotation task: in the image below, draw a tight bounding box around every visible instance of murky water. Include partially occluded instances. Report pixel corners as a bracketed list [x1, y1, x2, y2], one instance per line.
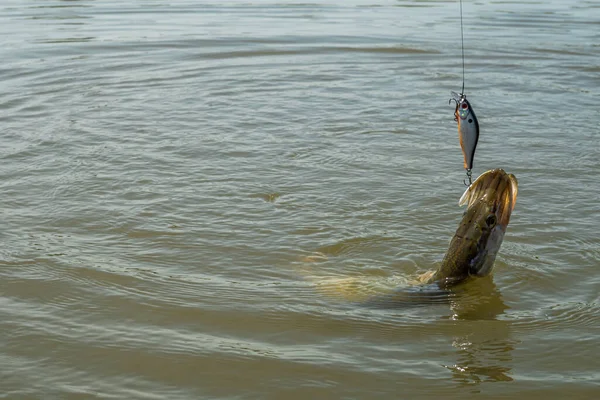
[1, 0, 599, 398]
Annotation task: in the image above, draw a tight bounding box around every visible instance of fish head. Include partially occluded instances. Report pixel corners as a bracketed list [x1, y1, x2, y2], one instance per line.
[438, 169, 518, 284]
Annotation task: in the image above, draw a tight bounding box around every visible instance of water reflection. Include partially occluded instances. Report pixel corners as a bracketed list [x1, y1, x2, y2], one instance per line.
[448, 276, 509, 320]
[444, 277, 516, 387]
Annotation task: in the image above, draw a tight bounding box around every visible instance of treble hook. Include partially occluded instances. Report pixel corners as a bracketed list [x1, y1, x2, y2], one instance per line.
[449, 92, 462, 122]
[463, 169, 472, 186]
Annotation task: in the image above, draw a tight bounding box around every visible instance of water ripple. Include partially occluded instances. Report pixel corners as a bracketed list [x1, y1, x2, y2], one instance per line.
[1, 0, 598, 398]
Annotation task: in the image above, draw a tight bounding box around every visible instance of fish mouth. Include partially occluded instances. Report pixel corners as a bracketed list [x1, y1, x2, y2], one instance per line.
[459, 168, 518, 227]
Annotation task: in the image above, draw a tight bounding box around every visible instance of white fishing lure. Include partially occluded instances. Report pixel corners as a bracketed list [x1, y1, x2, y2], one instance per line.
[451, 91, 479, 184]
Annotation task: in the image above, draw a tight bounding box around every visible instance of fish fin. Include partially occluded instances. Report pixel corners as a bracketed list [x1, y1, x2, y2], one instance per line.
[415, 270, 436, 284]
[458, 184, 472, 207]
[509, 174, 519, 209]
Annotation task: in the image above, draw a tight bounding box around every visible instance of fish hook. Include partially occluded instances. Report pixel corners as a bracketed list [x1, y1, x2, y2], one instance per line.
[463, 169, 472, 186]
[449, 98, 458, 122]
[449, 92, 462, 122]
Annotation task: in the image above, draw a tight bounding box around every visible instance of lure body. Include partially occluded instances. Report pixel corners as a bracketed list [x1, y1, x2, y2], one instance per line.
[451, 91, 479, 172]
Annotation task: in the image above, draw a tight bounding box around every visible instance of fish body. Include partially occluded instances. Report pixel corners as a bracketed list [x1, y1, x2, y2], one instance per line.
[301, 169, 518, 307]
[362, 169, 518, 307]
[427, 168, 518, 287]
[451, 91, 480, 172]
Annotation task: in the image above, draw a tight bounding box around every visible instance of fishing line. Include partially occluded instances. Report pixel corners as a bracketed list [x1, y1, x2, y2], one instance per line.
[450, 0, 479, 187]
[459, 0, 465, 94]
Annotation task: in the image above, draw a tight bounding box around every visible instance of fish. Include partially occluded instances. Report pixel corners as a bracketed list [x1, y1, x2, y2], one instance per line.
[299, 169, 518, 307]
[425, 168, 518, 287]
[451, 91, 480, 177]
[361, 169, 518, 306]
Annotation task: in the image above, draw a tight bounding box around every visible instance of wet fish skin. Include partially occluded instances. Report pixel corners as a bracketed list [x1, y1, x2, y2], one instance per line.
[360, 169, 518, 308]
[429, 168, 518, 287]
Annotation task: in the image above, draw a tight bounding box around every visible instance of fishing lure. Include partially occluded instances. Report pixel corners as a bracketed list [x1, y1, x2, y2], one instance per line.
[450, 91, 479, 185]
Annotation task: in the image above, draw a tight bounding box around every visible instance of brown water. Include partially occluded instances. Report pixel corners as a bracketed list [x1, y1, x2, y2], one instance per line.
[1, 0, 599, 398]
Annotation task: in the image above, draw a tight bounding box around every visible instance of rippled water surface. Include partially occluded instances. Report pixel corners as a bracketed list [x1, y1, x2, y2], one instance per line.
[1, 0, 599, 398]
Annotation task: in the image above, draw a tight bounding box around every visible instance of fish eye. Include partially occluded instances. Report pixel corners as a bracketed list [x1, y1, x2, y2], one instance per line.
[461, 103, 468, 109]
[486, 214, 497, 227]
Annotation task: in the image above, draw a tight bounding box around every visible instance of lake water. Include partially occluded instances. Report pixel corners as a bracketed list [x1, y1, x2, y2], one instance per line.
[1, 0, 599, 398]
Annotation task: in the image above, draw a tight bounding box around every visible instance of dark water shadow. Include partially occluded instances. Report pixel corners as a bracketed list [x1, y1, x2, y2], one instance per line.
[447, 276, 509, 320]
[358, 276, 515, 387]
[357, 283, 455, 308]
[443, 277, 516, 388]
